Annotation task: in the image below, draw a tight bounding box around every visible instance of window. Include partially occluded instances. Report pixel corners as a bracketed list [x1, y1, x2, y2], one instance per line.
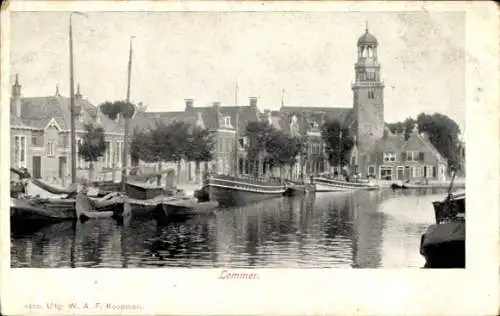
[223, 116, 231, 127]
[104, 141, 110, 168]
[14, 136, 27, 168]
[368, 91, 375, 99]
[380, 166, 393, 180]
[406, 151, 424, 162]
[383, 152, 396, 162]
[117, 142, 122, 168]
[412, 166, 424, 178]
[47, 141, 55, 157]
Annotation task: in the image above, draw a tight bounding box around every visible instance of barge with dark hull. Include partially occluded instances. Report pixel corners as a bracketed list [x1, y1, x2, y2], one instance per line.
[420, 191, 465, 268]
[207, 175, 286, 207]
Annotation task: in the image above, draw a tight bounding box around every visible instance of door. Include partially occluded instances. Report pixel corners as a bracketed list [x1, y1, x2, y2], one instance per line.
[58, 156, 67, 179]
[32, 156, 41, 179]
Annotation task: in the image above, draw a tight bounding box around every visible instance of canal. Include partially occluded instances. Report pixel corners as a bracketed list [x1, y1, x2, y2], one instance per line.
[11, 188, 452, 268]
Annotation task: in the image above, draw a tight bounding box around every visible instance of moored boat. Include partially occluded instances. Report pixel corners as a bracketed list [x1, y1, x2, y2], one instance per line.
[156, 197, 218, 220]
[312, 176, 379, 192]
[118, 195, 180, 219]
[391, 182, 408, 190]
[419, 191, 465, 268]
[207, 174, 286, 207]
[11, 197, 75, 225]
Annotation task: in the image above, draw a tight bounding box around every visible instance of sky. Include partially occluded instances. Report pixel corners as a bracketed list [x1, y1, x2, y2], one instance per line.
[10, 11, 465, 131]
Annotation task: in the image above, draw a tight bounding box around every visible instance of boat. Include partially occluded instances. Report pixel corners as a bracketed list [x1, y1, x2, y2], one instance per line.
[160, 197, 218, 216]
[419, 190, 465, 268]
[405, 182, 465, 189]
[391, 182, 408, 190]
[312, 175, 379, 192]
[118, 195, 180, 219]
[11, 191, 125, 225]
[207, 174, 287, 207]
[75, 192, 124, 221]
[125, 181, 167, 200]
[11, 197, 76, 225]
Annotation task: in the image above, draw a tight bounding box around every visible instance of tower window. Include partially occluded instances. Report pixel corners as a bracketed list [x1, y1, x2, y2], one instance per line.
[368, 91, 375, 99]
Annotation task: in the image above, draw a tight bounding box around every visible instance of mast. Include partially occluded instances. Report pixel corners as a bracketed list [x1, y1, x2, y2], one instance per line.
[122, 36, 134, 192]
[69, 12, 86, 184]
[69, 15, 76, 184]
[234, 83, 239, 176]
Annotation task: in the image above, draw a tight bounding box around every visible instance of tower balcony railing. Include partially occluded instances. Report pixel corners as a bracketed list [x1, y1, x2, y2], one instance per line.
[351, 80, 385, 87]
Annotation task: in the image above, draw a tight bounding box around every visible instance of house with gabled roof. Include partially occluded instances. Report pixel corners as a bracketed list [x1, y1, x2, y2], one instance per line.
[362, 127, 448, 181]
[10, 75, 129, 184]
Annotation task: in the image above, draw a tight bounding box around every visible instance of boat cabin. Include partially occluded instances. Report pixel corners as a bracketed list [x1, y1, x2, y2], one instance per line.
[432, 191, 465, 224]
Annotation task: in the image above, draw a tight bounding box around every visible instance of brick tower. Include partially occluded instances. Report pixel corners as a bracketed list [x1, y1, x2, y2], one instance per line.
[352, 24, 385, 158]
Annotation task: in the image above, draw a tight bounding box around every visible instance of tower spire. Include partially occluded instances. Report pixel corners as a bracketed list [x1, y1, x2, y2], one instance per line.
[365, 20, 369, 32]
[14, 73, 19, 86]
[55, 84, 60, 96]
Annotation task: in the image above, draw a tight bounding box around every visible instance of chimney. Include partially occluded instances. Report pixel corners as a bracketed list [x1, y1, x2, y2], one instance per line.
[185, 98, 194, 111]
[213, 101, 221, 128]
[11, 74, 21, 117]
[249, 97, 258, 109]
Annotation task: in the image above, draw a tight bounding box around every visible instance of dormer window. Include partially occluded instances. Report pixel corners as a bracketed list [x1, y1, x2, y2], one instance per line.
[383, 152, 396, 162]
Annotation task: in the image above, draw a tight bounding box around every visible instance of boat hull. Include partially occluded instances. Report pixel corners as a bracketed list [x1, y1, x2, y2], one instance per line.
[157, 199, 218, 220]
[420, 222, 465, 268]
[313, 177, 379, 192]
[10, 198, 75, 224]
[11, 195, 125, 224]
[115, 196, 179, 219]
[208, 184, 284, 207]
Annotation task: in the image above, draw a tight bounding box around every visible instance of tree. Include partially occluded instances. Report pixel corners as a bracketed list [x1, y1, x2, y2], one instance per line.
[131, 120, 214, 185]
[185, 126, 214, 183]
[387, 117, 416, 140]
[416, 113, 462, 172]
[99, 100, 136, 121]
[320, 119, 354, 170]
[387, 121, 404, 134]
[78, 123, 107, 182]
[244, 121, 303, 178]
[245, 121, 275, 176]
[99, 100, 136, 188]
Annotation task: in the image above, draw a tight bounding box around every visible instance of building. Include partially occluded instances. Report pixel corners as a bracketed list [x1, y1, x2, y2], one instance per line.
[363, 127, 448, 181]
[131, 97, 261, 183]
[274, 25, 384, 175]
[271, 25, 449, 181]
[10, 75, 129, 185]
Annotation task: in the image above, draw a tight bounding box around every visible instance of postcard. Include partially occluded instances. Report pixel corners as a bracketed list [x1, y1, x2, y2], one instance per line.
[1, 1, 498, 315]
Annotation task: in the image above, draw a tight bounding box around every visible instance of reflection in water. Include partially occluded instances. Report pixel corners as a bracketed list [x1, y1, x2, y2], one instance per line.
[11, 188, 452, 268]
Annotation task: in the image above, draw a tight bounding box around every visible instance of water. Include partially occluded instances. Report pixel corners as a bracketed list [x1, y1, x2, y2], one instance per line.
[11, 188, 451, 268]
